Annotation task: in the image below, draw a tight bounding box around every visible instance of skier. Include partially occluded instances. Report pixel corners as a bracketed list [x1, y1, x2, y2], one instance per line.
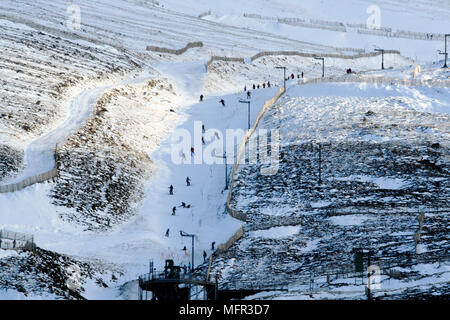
[214, 132, 220, 140]
[202, 136, 205, 145]
[165, 228, 170, 237]
[191, 147, 195, 156]
[169, 185, 174, 195]
[188, 262, 191, 271]
[203, 250, 207, 262]
[267, 81, 271, 88]
[220, 99, 225, 107]
[252, 84, 256, 90]
[291, 73, 295, 79]
[257, 84, 260, 89]
[247, 91, 251, 99]
[182, 246, 187, 251]
[301, 72, 304, 79]
[262, 82, 266, 88]
[244, 85, 247, 91]
[172, 206, 176, 215]
[202, 124, 205, 133]
[211, 241, 216, 250]
[200, 94, 204, 102]
[186, 177, 191, 186]
[181, 202, 186, 208]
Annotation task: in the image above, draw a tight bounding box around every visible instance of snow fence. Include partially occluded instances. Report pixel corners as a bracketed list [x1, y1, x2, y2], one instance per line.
[226, 86, 286, 222]
[146, 41, 203, 55]
[205, 50, 400, 71]
[298, 76, 450, 88]
[0, 168, 58, 193]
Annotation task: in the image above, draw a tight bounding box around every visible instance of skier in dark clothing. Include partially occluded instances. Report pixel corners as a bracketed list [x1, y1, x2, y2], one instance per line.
[252, 84, 256, 90]
[181, 202, 186, 208]
[200, 94, 204, 102]
[291, 73, 295, 79]
[191, 147, 195, 156]
[203, 250, 207, 262]
[262, 83, 266, 88]
[165, 228, 170, 237]
[186, 177, 191, 186]
[244, 85, 247, 91]
[257, 84, 260, 89]
[220, 99, 225, 107]
[211, 242, 216, 250]
[247, 91, 251, 99]
[172, 206, 176, 215]
[169, 185, 174, 195]
[202, 136, 205, 145]
[202, 124, 205, 133]
[302, 72, 304, 79]
[267, 81, 271, 88]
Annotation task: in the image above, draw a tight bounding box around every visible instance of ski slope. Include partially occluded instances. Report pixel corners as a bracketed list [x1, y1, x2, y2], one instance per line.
[1, 0, 449, 299]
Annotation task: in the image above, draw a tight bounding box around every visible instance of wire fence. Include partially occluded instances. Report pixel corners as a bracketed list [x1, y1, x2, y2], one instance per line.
[0, 229, 36, 252]
[299, 75, 450, 88]
[218, 253, 450, 292]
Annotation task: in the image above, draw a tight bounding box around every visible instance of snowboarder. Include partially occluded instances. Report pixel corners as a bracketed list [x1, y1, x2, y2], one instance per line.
[247, 91, 251, 99]
[200, 94, 204, 102]
[203, 250, 207, 262]
[169, 185, 174, 195]
[211, 241, 216, 250]
[165, 228, 170, 237]
[186, 177, 191, 186]
[220, 99, 225, 107]
[172, 206, 176, 215]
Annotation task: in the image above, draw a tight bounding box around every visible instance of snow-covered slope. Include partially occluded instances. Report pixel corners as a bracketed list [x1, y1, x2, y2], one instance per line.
[0, 0, 449, 300]
[205, 81, 450, 299]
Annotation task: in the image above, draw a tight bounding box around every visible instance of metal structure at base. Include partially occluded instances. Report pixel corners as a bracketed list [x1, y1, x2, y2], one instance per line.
[138, 259, 217, 300]
[137, 259, 286, 300]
